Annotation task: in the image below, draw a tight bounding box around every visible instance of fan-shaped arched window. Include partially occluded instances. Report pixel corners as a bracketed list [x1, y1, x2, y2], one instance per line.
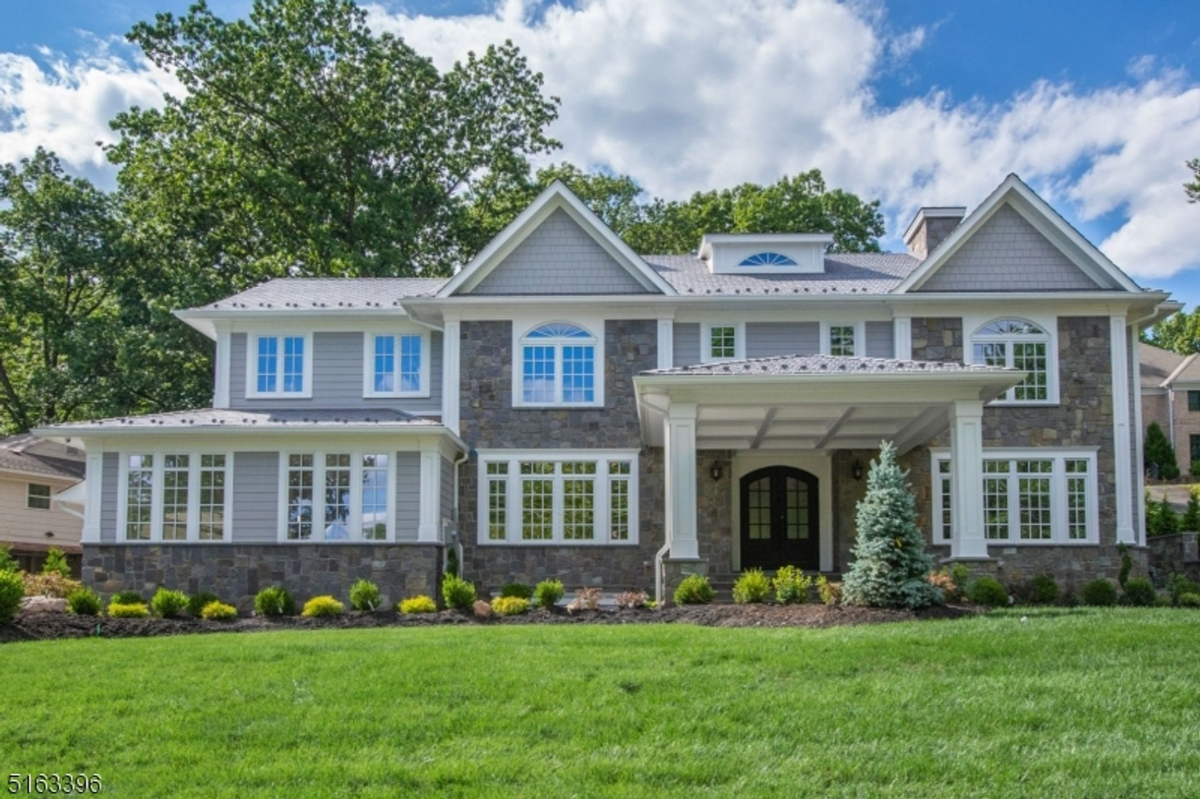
[971, 318, 1051, 402]
[739, 251, 798, 267]
[519, 323, 599, 405]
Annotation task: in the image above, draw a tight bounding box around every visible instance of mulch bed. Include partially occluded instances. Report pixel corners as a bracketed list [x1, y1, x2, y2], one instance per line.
[0, 603, 979, 644]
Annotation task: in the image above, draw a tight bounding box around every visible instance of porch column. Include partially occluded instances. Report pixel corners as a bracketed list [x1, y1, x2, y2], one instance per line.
[1110, 315, 1135, 544]
[664, 403, 699, 559]
[949, 400, 988, 559]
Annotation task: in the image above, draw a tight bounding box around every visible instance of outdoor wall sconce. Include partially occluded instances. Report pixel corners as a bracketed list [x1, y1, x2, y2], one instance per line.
[709, 463, 723, 481]
[852, 460, 864, 481]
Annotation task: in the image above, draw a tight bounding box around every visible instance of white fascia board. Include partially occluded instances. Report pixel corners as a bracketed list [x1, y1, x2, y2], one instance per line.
[698, 232, 834, 260]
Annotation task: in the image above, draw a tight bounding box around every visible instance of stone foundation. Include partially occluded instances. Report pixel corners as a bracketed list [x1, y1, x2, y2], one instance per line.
[83, 544, 442, 613]
[661, 557, 709, 606]
[1147, 533, 1200, 584]
[935, 544, 1150, 593]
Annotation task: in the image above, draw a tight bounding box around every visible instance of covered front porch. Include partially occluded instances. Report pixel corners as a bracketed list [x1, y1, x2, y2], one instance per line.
[634, 355, 1025, 594]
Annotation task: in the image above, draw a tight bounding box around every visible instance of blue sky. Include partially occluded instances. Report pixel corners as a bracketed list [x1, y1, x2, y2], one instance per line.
[2, 0, 1199, 307]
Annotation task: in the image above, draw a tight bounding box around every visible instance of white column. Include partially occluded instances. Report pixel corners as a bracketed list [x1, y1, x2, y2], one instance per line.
[664, 403, 698, 559]
[82, 450, 103, 544]
[214, 329, 232, 409]
[442, 319, 461, 434]
[949, 400, 987, 559]
[1110, 316, 1135, 543]
[894, 317, 912, 360]
[657, 318, 674, 370]
[417, 449, 442, 542]
[1130, 326, 1146, 545]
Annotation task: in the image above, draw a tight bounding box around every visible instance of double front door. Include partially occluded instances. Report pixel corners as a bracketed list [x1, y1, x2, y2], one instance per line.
[739, 466, 819, 571]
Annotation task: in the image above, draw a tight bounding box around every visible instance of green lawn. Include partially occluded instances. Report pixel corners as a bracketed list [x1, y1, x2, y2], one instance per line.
[2, 609, 1199, 798]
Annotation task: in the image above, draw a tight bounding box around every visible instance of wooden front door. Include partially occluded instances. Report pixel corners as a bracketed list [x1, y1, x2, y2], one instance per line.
[739, 466, 819, 571]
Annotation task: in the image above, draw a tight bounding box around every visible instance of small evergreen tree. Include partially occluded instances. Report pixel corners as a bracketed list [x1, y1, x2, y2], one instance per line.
[842, 442, 941, 608]
[1145, 422, 1180, 480]
[0, 544, 18, 574]
[1183, 488, 1200, 532]
[41, 547, 70, 578]
[1158, 498, 1181, 535]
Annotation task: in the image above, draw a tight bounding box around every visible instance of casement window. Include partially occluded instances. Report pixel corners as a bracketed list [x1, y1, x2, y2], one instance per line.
[701, 322, 744, 363]
[970, 319, 1053, 403]
[1189, 391, 1200, 412]
[280, 450, 395, 542]
[26, 483, 51, 511]
[118, 451, 233, 542]
[364, 332, 429, 397]
[477, 450, 639, 545]
[819, 321, 863, 357]
[248, 333, 311, 398]
[516, 323, 600, 406]
[932, 450, 1098, 544]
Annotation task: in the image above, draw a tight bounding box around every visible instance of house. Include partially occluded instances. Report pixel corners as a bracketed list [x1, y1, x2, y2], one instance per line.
[1140, 343, 1200, 476]
[0, 434, 86, 574]
[36, 174, 1180, 608]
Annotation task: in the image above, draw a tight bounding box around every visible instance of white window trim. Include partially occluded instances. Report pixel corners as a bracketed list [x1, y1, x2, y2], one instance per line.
[276, 449, 397, 543]
[700, 322, 746, 363]
[116, 450, 235, 543]
[476, 449, 639, 546]
[963, 314, 1060, 406]
[245, 332, 314, 399]
[362, 330, 431, 398]
[819, 321, 866, 357]
[26, 483, 52, 511]
[512, 321, 606, 408]
[930, 448, 1099, 545]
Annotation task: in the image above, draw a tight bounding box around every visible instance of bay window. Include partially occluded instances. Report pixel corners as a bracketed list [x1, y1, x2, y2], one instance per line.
[281, 450, 395, 542]
[248, 333, 311, 398]
[365, 332, 428, 397]
[479, 450, 639, 544]
[118, 451, 232, 542]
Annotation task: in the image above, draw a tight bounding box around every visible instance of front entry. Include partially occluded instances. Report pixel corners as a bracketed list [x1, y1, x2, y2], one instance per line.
[739, 466, 819, 571]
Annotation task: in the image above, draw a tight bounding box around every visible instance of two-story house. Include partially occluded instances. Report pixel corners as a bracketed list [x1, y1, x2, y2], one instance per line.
[37, 174, 1179, 608]
[1140, 343, 1200, 475]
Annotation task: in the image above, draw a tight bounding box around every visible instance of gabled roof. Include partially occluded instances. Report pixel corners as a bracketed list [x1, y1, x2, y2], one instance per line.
[1140, 343, 1200, 389]
[437, 181, 676, 297]
[644, 252, 921, 296]
[896, 174, 1143, 294]
[0, 434, 85, 481]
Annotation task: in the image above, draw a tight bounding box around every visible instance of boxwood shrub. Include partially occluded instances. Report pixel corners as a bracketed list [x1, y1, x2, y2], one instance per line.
[966, 576, 1009, 608]
[1028, 575, 1060, 605]
[151, 588, 189, 619]
[187, 592, 221, 618]
[254, 586, 295, 617]
[732, 569, 771, 604]
[441, 574, 476, 610]
[533, 579, 564, 609]
[0, 570, 24, 622]
[1122, 577, 1157, 607]
[673, 574, 714, 605]
[67, 587, 102, 616]
[349, 579, 381, 611]
[1082, 579, 1117, 607]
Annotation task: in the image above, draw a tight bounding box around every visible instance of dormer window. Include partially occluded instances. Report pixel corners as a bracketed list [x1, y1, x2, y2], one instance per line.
[739, 252, 797, 267]
[700, 233, 833, 274]
[516, 323, 601, 407]
[248, 333, 312, 398]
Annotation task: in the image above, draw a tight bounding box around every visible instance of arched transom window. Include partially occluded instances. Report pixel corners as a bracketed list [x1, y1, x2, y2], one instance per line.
[972, 318, 1051, 402]
[739, 252, 797, 267]
[520, 323, 598, 406]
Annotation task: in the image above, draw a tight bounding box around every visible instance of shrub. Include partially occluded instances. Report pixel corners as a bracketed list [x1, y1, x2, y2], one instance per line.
[0, 570, 24, 622]
[187, 592, 221, 618]
[499, 582, 533, 600]
[1145, 422, 1179, 480]
[66, 587, 102, 616]
[773, 565, 812, 604]
[112, 590, 143, 605]
[533, 579, 564, 609]
[1183, 487, 1200, 532]
[107, 602, 150, 619]
[567, 586, 603, 612]
[150, 588, 189, 618]
[254, 586, 295, 617]
[349, 579, 381, 611]
[966, 576, 1009, 608]
[1193, 462, 1200, 479]
[927, 571, 958, 601]
[1028, 574, 1060, 605]
[842, 442, 941, 608]
[441, 574, 476, 610]
[22, 572, 81, 598]
[732, 569, 771, 604]
[1167, 573, 1200, 605]
[491, 596, 531, 616]
[1117, 543, 1132, 589]
[445, 545, 459, 578]
[301, 595, 345, 617]
[1081, 579, 1118, 607]
[672, 574, 714, 605]
[1122, 577, 1157, 607]
[1150, 499, 1180, 537]
[1178, 592, 1200, 608]
[0, 544, 18, 573]
[399, 595, 437, 614]
[41, 547, 71, 577]
[201, 601, 237, 621]
[614, 590, 648, 609]
[816, 576, 842, 606]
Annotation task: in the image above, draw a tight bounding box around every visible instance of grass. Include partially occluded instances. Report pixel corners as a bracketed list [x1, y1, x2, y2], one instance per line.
[2, 608, 1199, 798]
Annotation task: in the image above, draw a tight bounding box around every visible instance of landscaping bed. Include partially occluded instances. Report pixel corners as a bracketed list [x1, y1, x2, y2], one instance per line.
[0, 601, 977, 643]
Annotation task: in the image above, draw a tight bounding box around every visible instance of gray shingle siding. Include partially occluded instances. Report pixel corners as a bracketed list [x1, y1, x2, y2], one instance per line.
[673, 323, 700, 366]
[468, 209, 654, 295]
[231, 451, 279, 544]
[918, 205, 1101, 292]
[100, 452, 118, 543]
[746, 322, 819, 358]
[865, 321, 894, 358]
[228, 330, 442, 415]
[395, 452, 420, 542]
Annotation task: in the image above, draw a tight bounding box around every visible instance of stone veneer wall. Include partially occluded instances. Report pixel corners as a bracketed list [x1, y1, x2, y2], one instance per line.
[1147, 533, 1200, 583]
[458, 320, 664, 594]
[83, 544, 441, 613]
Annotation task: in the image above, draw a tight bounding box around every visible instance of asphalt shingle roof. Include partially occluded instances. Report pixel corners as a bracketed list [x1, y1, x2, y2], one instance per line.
[642, 253, 921, 296]
[641, 354, 1019, 377]
[197, 278, 449, 311]
[0, 435, 85, 480]
[1140, 343, 1200, 388]
[44, 409, 441, 431]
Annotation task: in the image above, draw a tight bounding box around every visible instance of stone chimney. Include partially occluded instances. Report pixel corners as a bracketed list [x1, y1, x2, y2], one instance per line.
[903, 207, 966, 259]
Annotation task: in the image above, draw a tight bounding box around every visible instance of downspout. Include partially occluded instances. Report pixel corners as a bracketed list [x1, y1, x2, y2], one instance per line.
[450, 449, 469, 579]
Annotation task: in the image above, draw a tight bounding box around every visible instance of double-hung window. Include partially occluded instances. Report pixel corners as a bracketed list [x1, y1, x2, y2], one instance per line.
[701, 323, 744, 363]
[249, 333, 311, 398]
[517, 323, 600, 406]
[932, 450, 1097, 544]
[281, 451, 394, 542]
[26, 483, 51, 510]
[365, 332, 428, 397]
[479, 451, 639, 544]
[1189, 391, 1200, 412]
[118, 452, 233, 542]
[970, 319, 1054, 403]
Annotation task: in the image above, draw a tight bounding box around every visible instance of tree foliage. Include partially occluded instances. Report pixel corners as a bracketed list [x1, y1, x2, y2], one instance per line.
[1143, 308, 1200, 355]
[1145, 422, 1180, 480]
[1186, 158, 1200, 204]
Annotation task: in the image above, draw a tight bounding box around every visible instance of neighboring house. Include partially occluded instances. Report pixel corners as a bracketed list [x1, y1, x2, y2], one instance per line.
[1139, 343, 1200, 475]
[0, 434, 86, 574]
[37, 174, 1179, 608]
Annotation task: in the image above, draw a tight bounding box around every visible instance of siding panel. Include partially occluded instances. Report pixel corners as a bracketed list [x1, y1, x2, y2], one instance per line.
[673, 323, 701, 367]
[231, 451, 279, 544]
[746, 322, 819, 358]
[865, 321, 894, 358]
[100, 452, 118, 543]
[0, 476, 81, 548]
[395, 452, 420, 542]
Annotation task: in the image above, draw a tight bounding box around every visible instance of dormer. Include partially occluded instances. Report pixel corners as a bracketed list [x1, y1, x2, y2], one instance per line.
[698, 233, 834, 274]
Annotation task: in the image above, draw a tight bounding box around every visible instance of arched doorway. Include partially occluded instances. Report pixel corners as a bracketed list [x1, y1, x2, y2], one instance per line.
[739, 466, 819, 571]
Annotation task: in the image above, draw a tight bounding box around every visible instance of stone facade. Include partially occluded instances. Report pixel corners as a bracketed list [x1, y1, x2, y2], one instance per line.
[83, 543, 441, 613]
[1147, 533, 1200, 583]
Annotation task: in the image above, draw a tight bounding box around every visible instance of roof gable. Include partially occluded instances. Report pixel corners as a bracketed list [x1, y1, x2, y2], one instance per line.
[439, 181, 675, 297]
[897, 174, 1142, 294]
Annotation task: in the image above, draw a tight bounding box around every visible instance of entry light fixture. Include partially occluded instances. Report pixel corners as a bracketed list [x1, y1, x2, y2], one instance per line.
[851, 460, 864, 481]
[709, 462, 723, 481]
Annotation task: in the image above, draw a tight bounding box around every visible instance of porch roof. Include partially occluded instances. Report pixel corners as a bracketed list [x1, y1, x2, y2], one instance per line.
[633, 355, 1024, 452]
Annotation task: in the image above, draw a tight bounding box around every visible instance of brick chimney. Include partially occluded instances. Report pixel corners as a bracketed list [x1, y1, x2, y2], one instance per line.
[903, 207, 966, 259]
